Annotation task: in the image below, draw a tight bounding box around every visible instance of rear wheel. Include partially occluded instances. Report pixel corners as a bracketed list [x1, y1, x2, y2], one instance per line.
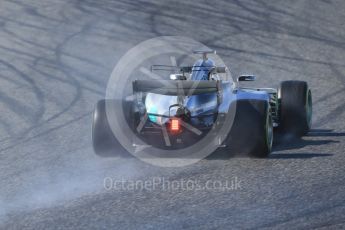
[92, 99, 124, 156]
[227, 99, 273, 157]
[278, 81, 312, 136]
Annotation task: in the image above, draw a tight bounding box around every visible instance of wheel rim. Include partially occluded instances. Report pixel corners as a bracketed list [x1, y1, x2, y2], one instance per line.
[306, 90, 312, 128]
[266, 113, 273, 151]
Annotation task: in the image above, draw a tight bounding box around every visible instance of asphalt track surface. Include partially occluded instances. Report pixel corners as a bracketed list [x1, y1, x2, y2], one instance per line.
[1, 0, 345, 229]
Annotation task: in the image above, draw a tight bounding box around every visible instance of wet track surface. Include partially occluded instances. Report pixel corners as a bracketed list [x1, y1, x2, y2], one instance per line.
[1, 0, 345, 229]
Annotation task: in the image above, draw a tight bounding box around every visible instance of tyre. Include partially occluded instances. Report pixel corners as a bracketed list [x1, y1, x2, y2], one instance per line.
[278, 81, 312, 136]
[92, 99, 124, 157]
[227, 99, 273, 157]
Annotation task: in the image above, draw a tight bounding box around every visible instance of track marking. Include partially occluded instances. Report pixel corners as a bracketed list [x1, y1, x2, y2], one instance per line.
[170, 56, 177, 67]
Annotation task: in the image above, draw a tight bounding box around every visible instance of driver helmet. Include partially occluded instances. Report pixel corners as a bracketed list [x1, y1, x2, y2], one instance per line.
[190, 59, 216, 81]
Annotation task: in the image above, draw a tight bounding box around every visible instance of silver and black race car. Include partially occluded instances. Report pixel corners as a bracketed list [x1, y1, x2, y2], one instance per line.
[92, 50, 312, 158]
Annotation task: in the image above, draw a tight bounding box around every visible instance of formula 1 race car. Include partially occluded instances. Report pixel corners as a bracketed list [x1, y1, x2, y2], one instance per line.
[92, 50, 312, 158]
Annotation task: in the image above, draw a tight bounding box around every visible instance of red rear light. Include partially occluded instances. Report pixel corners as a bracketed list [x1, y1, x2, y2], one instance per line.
[171, 118, 180, 131]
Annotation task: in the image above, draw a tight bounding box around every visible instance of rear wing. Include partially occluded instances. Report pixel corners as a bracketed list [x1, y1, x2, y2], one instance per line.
[132, 80, 220, 96]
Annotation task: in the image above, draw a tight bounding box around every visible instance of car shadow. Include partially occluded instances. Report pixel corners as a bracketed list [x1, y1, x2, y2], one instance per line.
[269, 153, 332, 159]
[95, 129, 341, 160]
[207, 129, 341, 160]
[305, 129, 345, 137]
[273, 129, 341, 151]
